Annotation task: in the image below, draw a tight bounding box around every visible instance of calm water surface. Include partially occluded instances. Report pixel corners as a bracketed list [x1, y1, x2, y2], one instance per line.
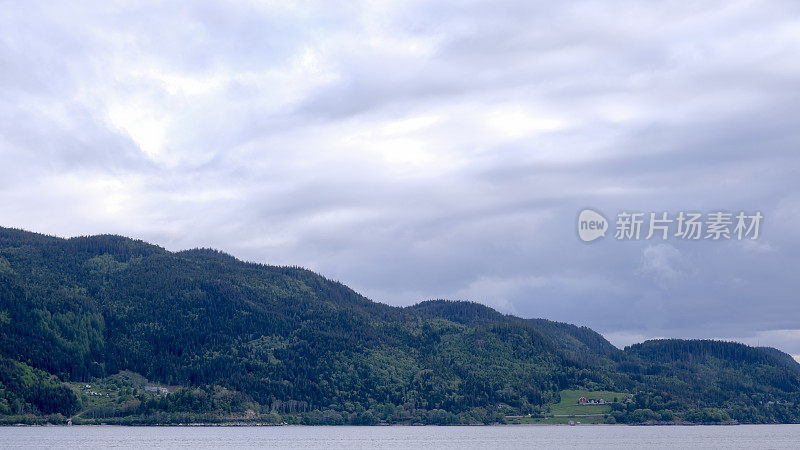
[1, 424, 798, 449]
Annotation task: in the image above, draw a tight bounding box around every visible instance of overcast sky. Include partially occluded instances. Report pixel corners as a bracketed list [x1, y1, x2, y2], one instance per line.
[2, 0, 800, 358]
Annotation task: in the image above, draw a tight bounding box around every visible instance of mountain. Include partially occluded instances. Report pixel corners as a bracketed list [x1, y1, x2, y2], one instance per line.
[0, 226, 798, 425]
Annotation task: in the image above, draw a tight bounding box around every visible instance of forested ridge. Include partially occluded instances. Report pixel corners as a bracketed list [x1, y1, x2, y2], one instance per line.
[1, 226, 798, 425]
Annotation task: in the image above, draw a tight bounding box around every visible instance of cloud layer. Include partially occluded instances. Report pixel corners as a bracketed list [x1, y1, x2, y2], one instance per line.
[2, 0, 800, 357]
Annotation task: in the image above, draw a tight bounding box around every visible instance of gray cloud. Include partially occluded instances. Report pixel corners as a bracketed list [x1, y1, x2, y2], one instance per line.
[1, 0, 800, 357]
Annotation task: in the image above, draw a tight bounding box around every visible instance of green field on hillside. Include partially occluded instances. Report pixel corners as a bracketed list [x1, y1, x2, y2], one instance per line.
[550, 389, 630, 415]
[506, 389, 631, 424]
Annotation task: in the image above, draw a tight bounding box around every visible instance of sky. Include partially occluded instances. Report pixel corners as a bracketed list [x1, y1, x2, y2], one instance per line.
[1, 0, 800, 358]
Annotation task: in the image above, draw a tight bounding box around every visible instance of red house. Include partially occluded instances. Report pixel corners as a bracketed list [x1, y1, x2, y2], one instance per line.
[578, 397, 587, 405]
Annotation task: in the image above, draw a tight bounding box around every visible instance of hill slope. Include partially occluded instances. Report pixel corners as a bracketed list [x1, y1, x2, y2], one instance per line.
[0, 227, 798, 424]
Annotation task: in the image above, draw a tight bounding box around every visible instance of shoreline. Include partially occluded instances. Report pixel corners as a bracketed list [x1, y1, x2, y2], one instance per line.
[0, 421, 769, 427]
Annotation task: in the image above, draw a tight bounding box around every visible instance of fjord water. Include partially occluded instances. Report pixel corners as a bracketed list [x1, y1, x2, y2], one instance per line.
[2, 425, 798, 449]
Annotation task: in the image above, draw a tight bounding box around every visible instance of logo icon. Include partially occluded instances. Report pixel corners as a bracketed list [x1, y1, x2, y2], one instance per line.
[578, 209, 608, 242]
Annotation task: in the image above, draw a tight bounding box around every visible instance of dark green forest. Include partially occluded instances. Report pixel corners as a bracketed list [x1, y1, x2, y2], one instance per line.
[0, 226, 798, 425]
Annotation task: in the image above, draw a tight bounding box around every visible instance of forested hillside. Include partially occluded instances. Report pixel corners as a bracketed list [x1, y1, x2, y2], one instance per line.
[1, 227, 798, 425]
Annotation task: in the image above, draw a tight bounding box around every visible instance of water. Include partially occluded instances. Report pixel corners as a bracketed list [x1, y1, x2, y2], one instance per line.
[1, 424, 798, 449]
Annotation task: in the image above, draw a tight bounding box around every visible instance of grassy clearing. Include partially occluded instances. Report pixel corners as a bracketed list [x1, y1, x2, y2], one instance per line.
[507, 389, 631, 424]
[67, 371, 169, 419]
[550, 389, 629, 415]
